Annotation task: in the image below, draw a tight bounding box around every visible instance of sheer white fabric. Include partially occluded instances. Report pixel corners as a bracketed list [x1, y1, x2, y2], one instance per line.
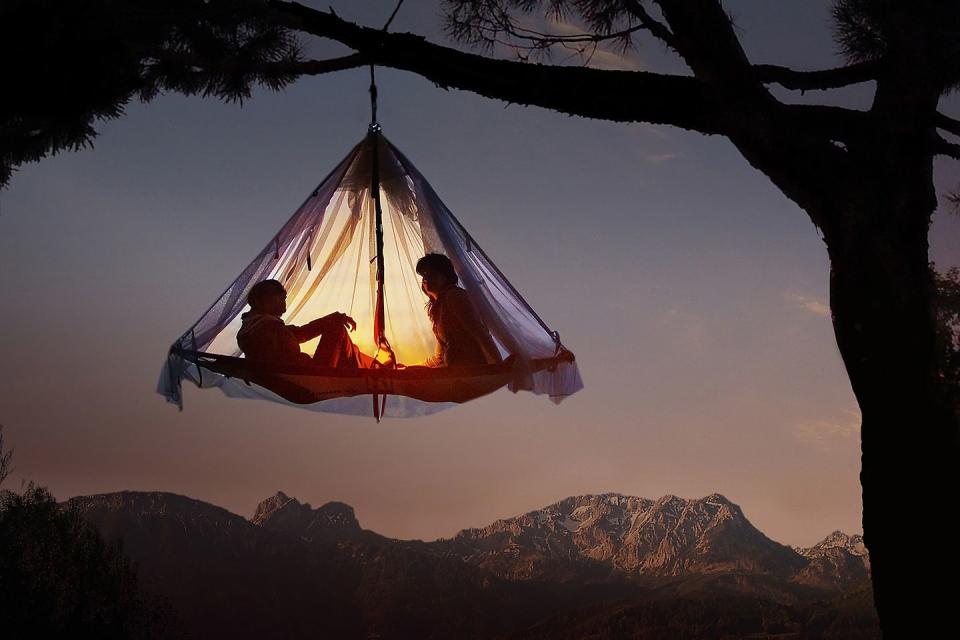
[158, 132, 583, 418]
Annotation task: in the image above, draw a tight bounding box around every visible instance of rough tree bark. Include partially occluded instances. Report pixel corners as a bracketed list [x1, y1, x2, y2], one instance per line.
[826, 197, 955, 634]
[260, 1, 959, 634]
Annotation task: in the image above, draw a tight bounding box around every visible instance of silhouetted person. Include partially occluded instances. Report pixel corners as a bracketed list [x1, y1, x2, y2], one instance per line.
[413, 254, 502, 367]
[237, 279, 369, 367]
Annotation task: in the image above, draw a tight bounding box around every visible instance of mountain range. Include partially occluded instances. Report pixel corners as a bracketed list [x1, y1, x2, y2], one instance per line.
[68, 490, 878, 639]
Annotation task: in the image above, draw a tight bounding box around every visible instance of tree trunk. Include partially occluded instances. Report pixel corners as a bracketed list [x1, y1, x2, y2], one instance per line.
[825, 186, 960, 636]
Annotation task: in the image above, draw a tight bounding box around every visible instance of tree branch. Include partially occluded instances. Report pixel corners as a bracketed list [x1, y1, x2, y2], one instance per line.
[267, 1, 725, 134]
[782, 104, 870, 143]
[755, 60, 879, 91]
[653, 0, 765, 98]
[934, 134, 960, 160]
[148, 53, 368, 79]
[623, 0, 678, 51]
[442, 0, 678, 62]
[937, 112, 960, 139]
[269, 53, 367, 76]
[452, 18, 648, 54]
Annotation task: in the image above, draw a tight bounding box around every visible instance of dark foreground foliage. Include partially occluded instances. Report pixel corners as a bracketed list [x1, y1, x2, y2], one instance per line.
[505, 588, 880, 640]
[0, 485, 179, 640]
[935, 266, 960, 398]
[0, 0, 298, 186]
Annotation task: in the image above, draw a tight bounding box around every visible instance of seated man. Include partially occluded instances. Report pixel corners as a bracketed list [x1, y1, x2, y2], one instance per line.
[237, 279, 369, 368]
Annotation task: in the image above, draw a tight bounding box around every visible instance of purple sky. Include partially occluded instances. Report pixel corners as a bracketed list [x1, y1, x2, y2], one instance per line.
[1, 1, 958, 547]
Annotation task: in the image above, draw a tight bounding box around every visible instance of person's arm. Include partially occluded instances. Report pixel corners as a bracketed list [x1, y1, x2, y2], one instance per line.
[289, 312, 357, 343]
[423, 342, 444, 368]
[288, 322, 322, 343]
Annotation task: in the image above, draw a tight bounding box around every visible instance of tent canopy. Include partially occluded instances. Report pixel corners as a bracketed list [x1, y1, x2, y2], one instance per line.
[159, 129, 583, 418]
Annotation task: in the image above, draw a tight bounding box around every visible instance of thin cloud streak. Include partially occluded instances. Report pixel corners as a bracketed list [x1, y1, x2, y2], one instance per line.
[498, 14, 647, 71]
[793, 409, 861, 452]
[785, 292, 831, 318]
[644, 152, 679, 165]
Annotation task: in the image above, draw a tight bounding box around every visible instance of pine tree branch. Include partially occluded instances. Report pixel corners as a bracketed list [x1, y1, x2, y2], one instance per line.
[622, 0, 678, 50]
[653, 0, 763, 97]
[782, 104, 869, 142]
[934, 134, 960, 160]
[755, 61, 879, 91]
[270, 53, 367, 75]
[266, 1, 725, 134]
[937, 112, 960, 138]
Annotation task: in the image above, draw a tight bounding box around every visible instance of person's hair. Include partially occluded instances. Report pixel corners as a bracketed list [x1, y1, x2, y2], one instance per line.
[247, 279, 285, 309]
[417, 254, 459, 323]
[416, 253, 458, 286]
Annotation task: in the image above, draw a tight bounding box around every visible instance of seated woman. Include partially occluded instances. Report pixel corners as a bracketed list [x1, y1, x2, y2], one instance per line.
[237, 279, 371, 368]
[411, 254, 503, 368]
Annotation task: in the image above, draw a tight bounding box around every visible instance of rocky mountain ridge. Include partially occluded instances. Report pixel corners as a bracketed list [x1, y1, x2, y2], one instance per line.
[243, 489, 870, 592]
[796, 530, 868, 559]
[65, 490, 875, 639]
[251, 490, 361, 539]
[438, 492, 812, 580]
[792, 529, 871, 590]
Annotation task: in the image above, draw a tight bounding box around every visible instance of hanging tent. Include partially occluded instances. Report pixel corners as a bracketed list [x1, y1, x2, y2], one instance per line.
[158, 128, 583, 418]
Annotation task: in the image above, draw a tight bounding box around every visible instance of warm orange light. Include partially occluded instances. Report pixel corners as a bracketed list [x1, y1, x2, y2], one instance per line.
[210, 184, 439, 366]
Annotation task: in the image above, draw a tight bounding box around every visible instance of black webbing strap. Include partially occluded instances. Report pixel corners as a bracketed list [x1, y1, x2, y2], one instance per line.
[367, 0, 406, 423]
[367, 0, 406, 126]
[191, 329, 202, 387]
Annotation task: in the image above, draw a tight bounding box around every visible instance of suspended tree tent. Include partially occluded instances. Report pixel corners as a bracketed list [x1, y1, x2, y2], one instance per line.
[158, 127, 583, 418]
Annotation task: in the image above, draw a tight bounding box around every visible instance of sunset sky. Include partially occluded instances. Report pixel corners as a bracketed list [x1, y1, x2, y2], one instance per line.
[2, 1, 958, 548]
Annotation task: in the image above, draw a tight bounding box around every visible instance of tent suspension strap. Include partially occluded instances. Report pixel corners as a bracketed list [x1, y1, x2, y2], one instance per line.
[367, 0, 405, 127]
[191, 329, 203, 387]
[368, 0, 405, 421]
[371, 128, 386, 348]
[382, 0, 406, 31]
[369, 65, 379, 126]
[369, 70, 385, 420]
[368, 0, 406, 330]
[370, 113, 389, 422]
[367, 0, 408, 301]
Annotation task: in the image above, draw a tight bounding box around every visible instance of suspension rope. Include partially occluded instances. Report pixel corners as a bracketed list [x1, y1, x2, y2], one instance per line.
[368, 0, 407, 345]
[382, 0, 406, 31]
[369, 66, 379, 126]
[368, 0, 406, 126]
[368, 0, 407, 422]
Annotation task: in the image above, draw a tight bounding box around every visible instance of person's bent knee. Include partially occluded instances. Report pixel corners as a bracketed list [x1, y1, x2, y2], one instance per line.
[327, 323, 350, 341]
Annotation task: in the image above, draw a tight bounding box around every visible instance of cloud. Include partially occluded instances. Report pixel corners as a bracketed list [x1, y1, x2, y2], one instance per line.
[582, 46, 645, 71]
[793, 409, 861, 452]
[785, 292, 831, 318]
[504, 14, 646, 71]
[644, 152, 679, 165]
[628, 123, 670, 140]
